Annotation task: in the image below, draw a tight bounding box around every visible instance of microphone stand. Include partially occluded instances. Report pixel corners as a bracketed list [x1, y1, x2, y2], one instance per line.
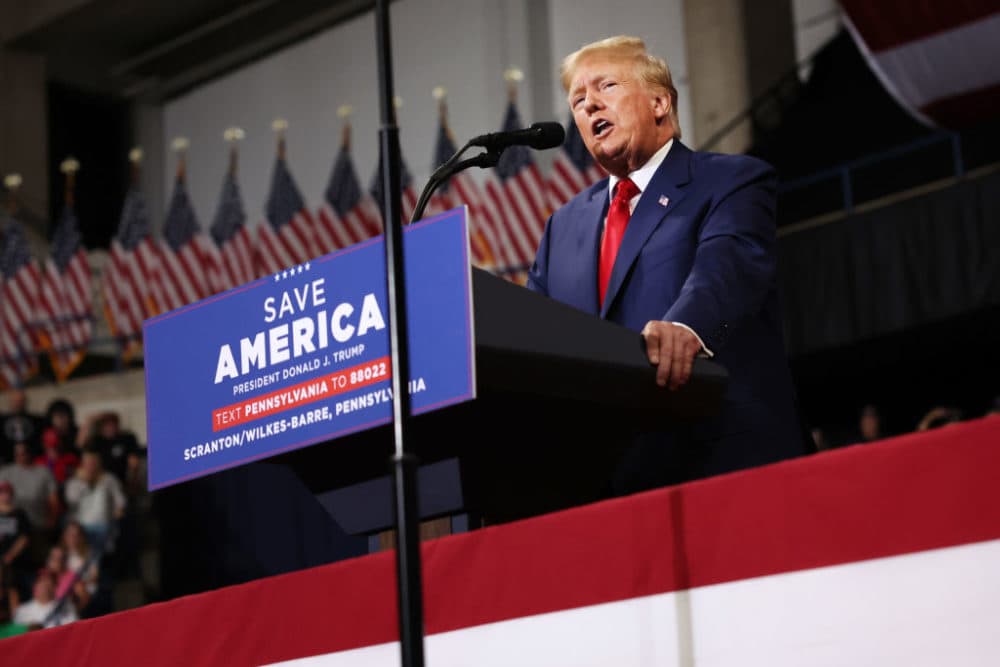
[373, 3, 423, 667]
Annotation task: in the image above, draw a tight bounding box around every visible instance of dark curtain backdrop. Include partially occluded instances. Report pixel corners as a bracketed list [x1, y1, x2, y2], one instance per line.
[778, 170, 1000, 357]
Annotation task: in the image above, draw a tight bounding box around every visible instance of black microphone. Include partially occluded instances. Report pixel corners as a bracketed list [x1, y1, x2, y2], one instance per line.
[469, 121, 565, 153]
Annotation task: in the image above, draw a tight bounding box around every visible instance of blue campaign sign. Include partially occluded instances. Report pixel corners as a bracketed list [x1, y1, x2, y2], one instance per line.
[143, 207, 476, 490]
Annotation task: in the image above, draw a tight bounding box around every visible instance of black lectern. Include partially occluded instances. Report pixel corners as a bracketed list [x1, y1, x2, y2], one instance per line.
[274, 267, 727, 528]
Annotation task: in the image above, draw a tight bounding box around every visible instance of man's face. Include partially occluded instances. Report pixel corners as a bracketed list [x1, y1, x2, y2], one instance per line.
[13, 442, 30, 465]
[568, 55, 671, 177]
[33, 574, 54, 603]
[99, 417, 119, 439]
[81, 452, 100, 476]
[8, 389, 26, 413]
[860, 411, 880, 440]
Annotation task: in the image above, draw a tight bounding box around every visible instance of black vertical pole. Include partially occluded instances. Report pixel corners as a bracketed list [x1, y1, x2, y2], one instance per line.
[374, 3, 426, 667]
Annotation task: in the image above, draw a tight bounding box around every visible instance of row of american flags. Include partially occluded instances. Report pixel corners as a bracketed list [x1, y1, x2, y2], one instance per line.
[0, 100, 604, 389]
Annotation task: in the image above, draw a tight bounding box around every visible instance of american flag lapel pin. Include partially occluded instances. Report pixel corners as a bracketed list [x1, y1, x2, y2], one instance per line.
[658, 194, 670, 207]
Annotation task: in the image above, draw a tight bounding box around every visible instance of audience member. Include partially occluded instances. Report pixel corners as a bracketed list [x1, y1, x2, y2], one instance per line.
[840, 403, 886, 446]
[987, 396, 1000, 417]
[80, 411, 141, 483]
[0, 389, 45, 462]
[64, 450, 127, 554]
[59, 520, 99, 597]
[34, 427, 80, 486]
[811, 427, 830, 451]
[12, 568, 77, 629]
[44, 544, 91, 613]
[0, 562, 26, 638]
[916, 406, 964, 431]
[45, 398, 80, 455]
[0, 480, 32, 599]
[0, 441, 60, 535]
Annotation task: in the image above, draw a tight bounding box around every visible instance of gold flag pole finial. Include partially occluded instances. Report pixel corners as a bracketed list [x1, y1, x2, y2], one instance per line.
[433, 85, 448, 123]
[3, 173, 22, 214]
[224, 126, 245, 176]
[60, 157, 80, 208]
[271, 118, 288, 160]
[432, 86, 456, 142]
[337, 105, 353, 150]
[128, 147, 143, 186]
[503, 67, 524, 102]
[171, 137, 189, 182]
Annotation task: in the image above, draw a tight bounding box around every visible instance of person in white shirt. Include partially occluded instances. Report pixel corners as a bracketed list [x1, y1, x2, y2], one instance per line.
[13, 568, 77, 629]
[63, 450, 126, 554]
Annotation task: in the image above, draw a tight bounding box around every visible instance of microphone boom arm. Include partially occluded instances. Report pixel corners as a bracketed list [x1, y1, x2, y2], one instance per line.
[410, 144, 501, 224]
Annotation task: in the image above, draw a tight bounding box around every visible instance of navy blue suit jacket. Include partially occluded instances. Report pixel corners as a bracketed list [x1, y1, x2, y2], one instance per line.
[527, 140, 808, 488]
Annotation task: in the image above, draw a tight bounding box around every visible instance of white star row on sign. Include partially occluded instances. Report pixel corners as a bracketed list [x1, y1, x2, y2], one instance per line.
[273, 261, 312, 282]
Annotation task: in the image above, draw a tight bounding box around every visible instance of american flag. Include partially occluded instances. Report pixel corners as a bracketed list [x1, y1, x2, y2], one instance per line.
[38, 203, 92, 382]
[483, 101, 551, 274]
[153, 177, 212, 312]
[425, 110, 498, 268]
[315, 139, 382, 253]
[369, 151, 419, 226]
[548, 113, 605, 210]
[256, 151, 316, 276]
[209, 167, 254, 292]
[103, 185, 159, 359]
[0, 215, 41, 387]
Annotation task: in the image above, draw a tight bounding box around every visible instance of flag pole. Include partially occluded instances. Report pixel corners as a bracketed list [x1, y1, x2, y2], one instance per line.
[373, 2, 426, 667]
[3, 173, 21, 215]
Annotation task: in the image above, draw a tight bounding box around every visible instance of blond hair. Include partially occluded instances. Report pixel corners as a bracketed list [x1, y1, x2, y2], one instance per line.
[560, 35, 681, 138]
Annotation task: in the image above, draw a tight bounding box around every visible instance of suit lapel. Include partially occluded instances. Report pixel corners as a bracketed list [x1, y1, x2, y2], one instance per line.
[600, 141, 693, 318]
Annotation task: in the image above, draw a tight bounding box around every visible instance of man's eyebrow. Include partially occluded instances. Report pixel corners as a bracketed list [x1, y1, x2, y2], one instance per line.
[569, 74, 605, 97]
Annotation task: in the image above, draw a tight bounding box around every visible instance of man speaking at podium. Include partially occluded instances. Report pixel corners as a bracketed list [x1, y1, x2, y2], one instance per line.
[527, 35, 809, 493]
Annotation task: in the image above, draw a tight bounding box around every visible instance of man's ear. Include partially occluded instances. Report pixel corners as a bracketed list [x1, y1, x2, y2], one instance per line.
[651, 92, 670, 122]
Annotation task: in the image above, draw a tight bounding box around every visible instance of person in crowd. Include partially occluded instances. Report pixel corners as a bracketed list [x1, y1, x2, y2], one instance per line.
[12, 568, 77, 629]
[527, 35, 809, 493]
[45, 398, 80, 456]
[79, 411, 141, 483]
[845, 403, 885, 445]
[811, 427, 830, 451]
[59, 520, 99, 597]
[63, 449, 127, 554]
[0, 480, 32, 600]
[0, 441, 60, 536]
[0, 389, 45, 463]
[44, 544, 91, 613]
[916, 405, 964, 431]
[34, 426, 80, 486]
[0, 562, 24, 637]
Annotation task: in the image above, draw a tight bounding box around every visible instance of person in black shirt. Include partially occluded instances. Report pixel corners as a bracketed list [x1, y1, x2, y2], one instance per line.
[1, 390, 45, 462]
[80, 412, 140, 483]
[0, 480, 32, 600]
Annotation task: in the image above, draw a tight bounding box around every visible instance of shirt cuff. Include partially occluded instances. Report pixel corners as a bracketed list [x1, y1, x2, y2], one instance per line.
[670, 322, 714, 358]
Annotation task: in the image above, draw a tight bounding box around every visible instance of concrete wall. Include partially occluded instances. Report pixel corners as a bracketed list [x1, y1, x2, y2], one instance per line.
[20, 367, 148, 447]
[0, 48, 49, 230]
[159, 0, 690, 232]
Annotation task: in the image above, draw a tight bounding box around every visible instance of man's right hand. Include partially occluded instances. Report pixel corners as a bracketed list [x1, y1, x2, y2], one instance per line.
[640, 320, 703, 391]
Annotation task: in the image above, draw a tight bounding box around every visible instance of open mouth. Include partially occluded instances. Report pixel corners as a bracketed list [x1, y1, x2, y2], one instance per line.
[592, 119, 612, 138]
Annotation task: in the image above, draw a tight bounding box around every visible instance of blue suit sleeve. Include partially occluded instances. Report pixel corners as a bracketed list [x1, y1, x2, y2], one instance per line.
[664, 159, 778, 352]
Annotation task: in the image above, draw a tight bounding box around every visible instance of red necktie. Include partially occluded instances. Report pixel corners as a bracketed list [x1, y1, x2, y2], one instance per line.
[598, 178, 640, 306]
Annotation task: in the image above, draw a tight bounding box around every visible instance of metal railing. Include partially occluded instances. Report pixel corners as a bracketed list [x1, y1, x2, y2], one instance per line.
[777, 130, 966, 216]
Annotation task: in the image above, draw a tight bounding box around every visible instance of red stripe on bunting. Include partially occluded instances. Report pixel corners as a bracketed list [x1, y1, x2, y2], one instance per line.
[839, 0, 1000, 51]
